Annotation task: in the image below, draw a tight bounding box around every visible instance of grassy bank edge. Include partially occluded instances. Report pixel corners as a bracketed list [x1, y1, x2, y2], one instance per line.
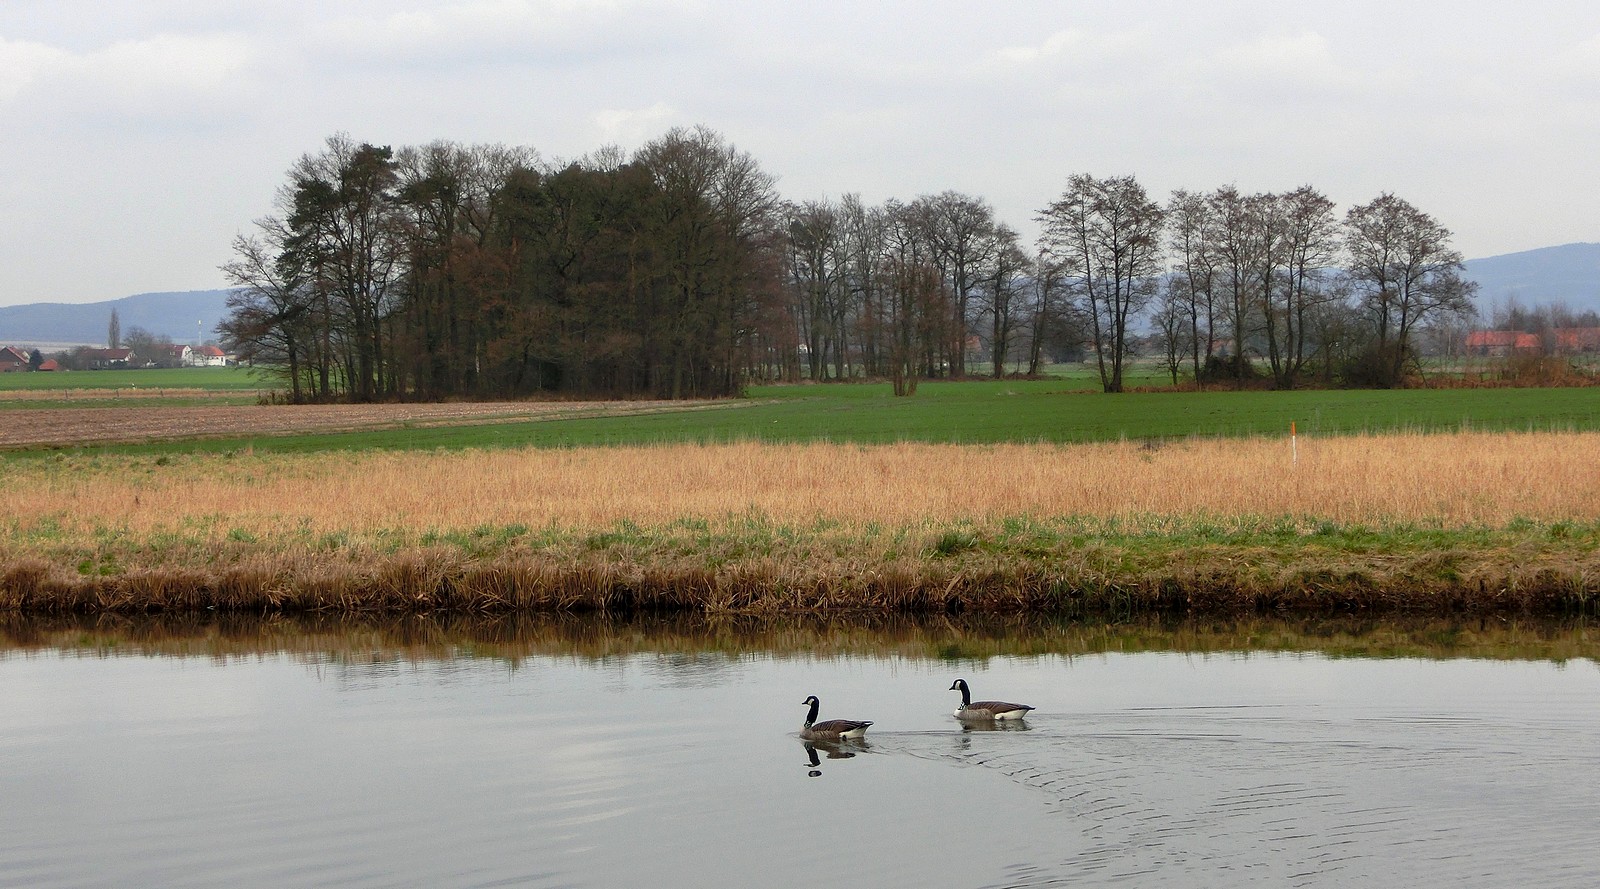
[3, 517, 1597, 617]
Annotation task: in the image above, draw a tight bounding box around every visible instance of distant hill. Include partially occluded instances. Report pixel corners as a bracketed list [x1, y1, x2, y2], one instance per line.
[0, 289, 234, 348]
[1461, 243, 1600, 318]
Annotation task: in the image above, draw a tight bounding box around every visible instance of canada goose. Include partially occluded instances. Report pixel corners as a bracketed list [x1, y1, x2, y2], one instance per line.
[800, 695, 873, 741]
[949, 678, 1034, 720]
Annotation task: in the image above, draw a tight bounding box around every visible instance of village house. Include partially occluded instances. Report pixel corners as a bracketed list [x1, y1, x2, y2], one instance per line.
[0, 346, 30, 372]
[1552, 327, 1600, 353]
[79, 347, 138, 369]
[1465, 330, 1540, 357]
[191, 345, 229, 367]
[1466, 327, 1600, 357]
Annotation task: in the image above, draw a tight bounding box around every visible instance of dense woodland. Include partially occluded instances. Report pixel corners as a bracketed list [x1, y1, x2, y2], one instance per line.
[221, 128, 1478, 402]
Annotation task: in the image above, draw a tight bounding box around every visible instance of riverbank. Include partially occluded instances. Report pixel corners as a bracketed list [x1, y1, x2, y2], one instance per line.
[3, 434, 1598, 616]
[2, 514, 1597, 616]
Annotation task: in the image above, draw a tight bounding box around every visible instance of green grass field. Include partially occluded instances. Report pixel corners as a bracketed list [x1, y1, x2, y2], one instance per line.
[0, 366, 264, 392]
[5, 376, 1596, 458]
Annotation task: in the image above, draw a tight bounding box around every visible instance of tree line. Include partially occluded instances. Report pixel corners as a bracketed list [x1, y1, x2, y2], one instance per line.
[222, 127, 1476, 401]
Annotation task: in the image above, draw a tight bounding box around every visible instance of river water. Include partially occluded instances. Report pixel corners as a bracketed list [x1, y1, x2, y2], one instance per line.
[1, 615, 1597, 888]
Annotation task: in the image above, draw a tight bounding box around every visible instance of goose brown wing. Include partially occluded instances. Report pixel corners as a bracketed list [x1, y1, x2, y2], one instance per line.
[811, 718, 873, 733]
[970, 701, 1033, 713]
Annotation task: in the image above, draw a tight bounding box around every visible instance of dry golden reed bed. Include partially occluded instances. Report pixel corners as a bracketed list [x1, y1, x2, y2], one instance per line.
[3, 432, 1599, 615]
[13, 431, 1600, 531]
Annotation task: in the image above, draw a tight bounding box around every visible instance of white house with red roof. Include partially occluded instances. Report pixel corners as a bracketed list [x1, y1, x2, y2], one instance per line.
[191, 345, 229, 367]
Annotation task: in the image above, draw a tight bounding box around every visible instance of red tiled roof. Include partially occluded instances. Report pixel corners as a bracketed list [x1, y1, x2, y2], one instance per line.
[1554, 328, 1600, 350]
[1467, 328, 1600, 352]
[1465, 331, 1519, 348]
[82, 348, 134, 361]
[1465, 331, 1538, 350]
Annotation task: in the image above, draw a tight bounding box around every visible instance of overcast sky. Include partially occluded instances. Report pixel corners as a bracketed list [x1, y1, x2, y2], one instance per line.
[2, 0, 1597, 306]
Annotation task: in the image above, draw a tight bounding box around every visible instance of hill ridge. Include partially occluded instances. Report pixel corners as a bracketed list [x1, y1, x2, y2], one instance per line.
[0, 289, 234, 347]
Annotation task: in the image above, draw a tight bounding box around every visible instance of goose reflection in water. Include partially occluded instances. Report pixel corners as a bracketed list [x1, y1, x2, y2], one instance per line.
[951, 719, 1031, 755]
[802, 740, 862, 777]
[960, 718, 1032, 733]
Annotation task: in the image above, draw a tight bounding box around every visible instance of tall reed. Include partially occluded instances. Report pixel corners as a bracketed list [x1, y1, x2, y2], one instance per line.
[9, 431, 1600, 536]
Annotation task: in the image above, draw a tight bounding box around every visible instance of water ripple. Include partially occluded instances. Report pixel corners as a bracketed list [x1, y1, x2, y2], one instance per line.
[884, 704, 1600, 888]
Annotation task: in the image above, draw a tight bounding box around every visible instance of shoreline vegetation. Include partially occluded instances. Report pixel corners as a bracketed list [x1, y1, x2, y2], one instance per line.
[4, 433, 1598, 617]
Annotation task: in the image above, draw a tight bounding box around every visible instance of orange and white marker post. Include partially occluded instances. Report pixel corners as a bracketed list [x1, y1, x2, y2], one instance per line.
[1291, 421, 1298, 466]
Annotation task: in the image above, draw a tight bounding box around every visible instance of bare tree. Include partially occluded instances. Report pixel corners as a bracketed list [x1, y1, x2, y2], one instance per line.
[220, 222, 314, 401]
[123, 326, 174, 368]
[880, 200, 950, 395]
[1165, 189, 1218, 381]
[979, 225, 1029, 378]
[1272, 185, 1340, 388]
[839, 194, 889, 378]
[1245, 192, 1288, 385]
[1039, 174, 1165, 392]
[1206, 186, 1260, 387]
[919, 191, 998, 377]
[1344, 193, 1478, 386]
[1152, 279, 1194, 386]
[1024, 251, 1073, 375]
[784, 200, 847, 380]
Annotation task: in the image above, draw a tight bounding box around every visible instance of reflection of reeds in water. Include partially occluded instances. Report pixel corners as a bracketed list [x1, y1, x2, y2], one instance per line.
[3, 433, 1600, 615]
[2, 613, 1597, 665]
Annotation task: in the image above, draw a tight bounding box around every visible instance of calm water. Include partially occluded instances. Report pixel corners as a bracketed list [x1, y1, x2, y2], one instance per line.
[2, 617, 1599, 888]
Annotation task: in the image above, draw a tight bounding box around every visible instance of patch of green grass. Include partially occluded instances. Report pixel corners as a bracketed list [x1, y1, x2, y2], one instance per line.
[0, 366, 265, 392]
[425, 524, 533, 558]
[931, 529, 981, 557]
[74, 553, 122, 577]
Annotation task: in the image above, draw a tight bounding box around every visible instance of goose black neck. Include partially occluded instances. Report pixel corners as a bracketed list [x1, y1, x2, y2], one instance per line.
[956, 680, 970, 706]
[805, 697, 820, 725]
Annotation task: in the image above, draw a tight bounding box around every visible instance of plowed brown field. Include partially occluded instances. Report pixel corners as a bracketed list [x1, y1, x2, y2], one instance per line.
[0, 400, 730, 448]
